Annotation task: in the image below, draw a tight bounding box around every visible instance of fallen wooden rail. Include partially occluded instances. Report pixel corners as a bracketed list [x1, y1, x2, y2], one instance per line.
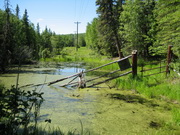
[70, 69, 123, 87]
[143, 71, 166, 77]
[48, 55, 132, 86]
[48, 72, 80, 85]
[84, 55, 132, 73]
[86, 71, 132, 88]
[140, 66, 166, 72]
[60, 68, 126, 87]
[86, 69, 122, 83]
[60, 81, 78, 87]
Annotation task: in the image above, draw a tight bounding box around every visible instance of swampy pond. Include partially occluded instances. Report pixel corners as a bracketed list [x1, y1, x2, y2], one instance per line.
[0, 63, 176, 135]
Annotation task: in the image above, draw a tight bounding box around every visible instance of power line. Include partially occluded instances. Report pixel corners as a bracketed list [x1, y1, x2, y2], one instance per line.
[79, 0, 85, 20]
[74, 0, 77, 21]
[81, 0, 90, 21]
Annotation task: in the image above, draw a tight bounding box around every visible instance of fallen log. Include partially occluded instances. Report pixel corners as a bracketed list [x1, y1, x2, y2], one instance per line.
[34, 82, 48, 87]
[19, 84, 34, 88]
[48, 73, 80, 86]
[19, 82, 49, 88]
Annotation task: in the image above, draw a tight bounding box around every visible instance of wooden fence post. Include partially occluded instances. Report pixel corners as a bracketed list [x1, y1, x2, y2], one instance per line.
[132, 50, 137, 77]
[166, 45, 173, 75]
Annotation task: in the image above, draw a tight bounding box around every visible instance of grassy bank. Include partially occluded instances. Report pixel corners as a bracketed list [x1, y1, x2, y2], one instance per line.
[43, 47, 179, 103]
[41, 47, 115, 67]
[40, 47, 180, 132]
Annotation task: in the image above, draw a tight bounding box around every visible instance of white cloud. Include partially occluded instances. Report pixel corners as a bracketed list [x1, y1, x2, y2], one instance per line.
[36, 18, 44, 23]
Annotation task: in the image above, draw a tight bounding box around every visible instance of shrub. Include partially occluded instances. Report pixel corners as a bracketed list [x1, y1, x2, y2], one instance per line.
[0, 85, 44, 135]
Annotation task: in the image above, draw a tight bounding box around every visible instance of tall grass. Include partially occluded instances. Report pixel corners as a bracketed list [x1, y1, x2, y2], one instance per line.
[41, 47, 112, 65]
[43, 47, 180, 126]
[114, 65, 180, 126]
[116, 70, 180, 101]
[49, 47, 179, 103]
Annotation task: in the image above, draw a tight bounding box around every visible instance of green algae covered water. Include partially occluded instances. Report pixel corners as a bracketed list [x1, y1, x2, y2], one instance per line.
[0, 63, 179, 135]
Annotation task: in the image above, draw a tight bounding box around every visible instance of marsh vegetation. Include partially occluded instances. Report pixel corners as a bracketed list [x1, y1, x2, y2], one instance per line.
[0, 47, 180, 134]
[0, 0, 180, 134]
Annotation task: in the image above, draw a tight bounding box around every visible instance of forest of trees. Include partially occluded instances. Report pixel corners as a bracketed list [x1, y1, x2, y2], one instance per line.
[85, 0, 180, 71]
[0, 0, 180, 73]
[0, 1, 86, 73]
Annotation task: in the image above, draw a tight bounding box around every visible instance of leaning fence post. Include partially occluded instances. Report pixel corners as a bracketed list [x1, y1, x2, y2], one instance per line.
[166, 45, 173, 75]
[132, 50, 137, 78]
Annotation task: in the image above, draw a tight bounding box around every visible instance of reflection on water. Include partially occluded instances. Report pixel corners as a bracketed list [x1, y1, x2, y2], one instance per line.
[0, 63, 104, 133]
[34, 67, 85, 75]
[4, 62, 86, 76]
[0, 63, 93, 132]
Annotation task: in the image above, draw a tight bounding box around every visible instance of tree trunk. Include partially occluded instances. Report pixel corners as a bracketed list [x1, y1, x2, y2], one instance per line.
[114, 31, 124, 58]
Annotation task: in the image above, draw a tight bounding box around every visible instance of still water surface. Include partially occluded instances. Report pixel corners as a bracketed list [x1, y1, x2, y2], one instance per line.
[0, 63, 114, 134]
[0, 63, 170, 134]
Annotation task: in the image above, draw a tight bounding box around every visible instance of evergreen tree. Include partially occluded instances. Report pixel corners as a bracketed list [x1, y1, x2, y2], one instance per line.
[36, 23, 42, 59]
[85, 18, 99, 52]
[0, 0, 13, 72]
[120, 0, 156, 57]
[96, 0, 123, 57]
[41, 27, 53, 58]
[51, 35, 64, 55]
[0, 1, 55, 69]
[22, 9, 31, 47]
[78, 34, 86, 47]
[152, 0, 180, 57]
[0, 10, 5, 72]
[152, 0, 180, 72]
[36, 23, 40, 35]
[15, 4, 20, 19]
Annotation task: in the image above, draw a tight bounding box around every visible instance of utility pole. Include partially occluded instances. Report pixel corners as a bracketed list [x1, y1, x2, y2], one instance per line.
[73, 31, 76, 47]
[74, 21, 81, 51]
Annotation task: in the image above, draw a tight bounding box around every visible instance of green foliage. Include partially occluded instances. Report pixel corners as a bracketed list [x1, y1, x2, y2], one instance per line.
[78, 33, 86, 47]
[41, 27, 53, 52]
[0, 85, 44, 135]
[0, 1, 13, 72]
[51, 35, 63, 55]
[115, 66, 180, 102]
[85, 18, 99, 52]
[0, 1, 56, 72]
[120, 0, 156, 57]
[59, 34, 74, 47]
[42, 48, 51, 59]
[96, 0, 123, 57]
[152, 0, 180, 57]
[0, 4, 34, 72]
[150, 0, 180, 72]
[172, 108, 180, 126]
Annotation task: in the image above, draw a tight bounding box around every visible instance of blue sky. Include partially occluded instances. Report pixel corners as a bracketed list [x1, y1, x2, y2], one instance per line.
[0, 0, 98, 34]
